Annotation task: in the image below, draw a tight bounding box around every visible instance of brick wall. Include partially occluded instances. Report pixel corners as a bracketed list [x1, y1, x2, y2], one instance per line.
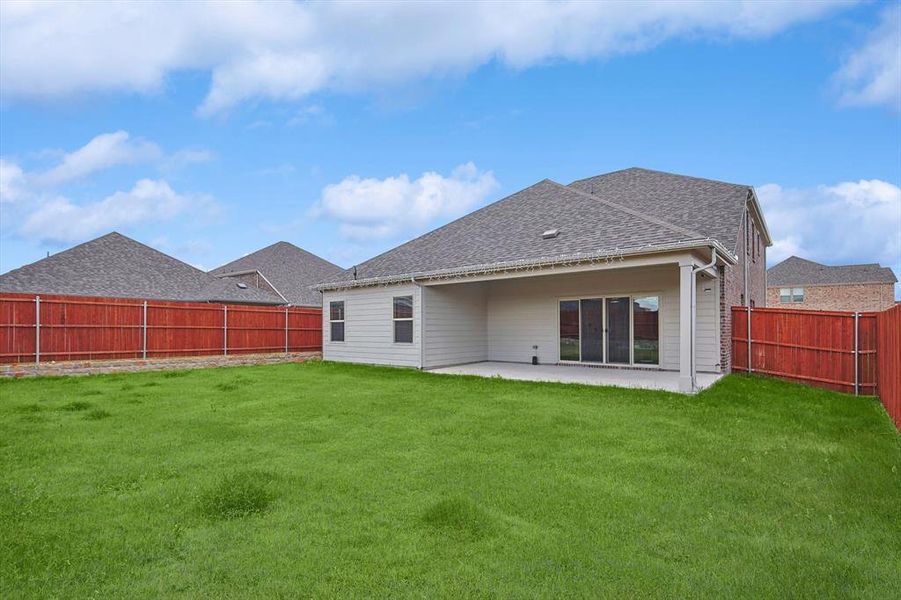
[720, 206, 767, 372]
[766, 283, 895, 312]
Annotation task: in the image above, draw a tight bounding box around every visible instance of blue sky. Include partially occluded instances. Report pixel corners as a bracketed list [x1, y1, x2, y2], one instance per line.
[1, 1, 899, 296]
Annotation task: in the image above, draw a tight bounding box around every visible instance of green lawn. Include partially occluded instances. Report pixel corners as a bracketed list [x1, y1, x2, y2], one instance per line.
[1, 362, 899, 598]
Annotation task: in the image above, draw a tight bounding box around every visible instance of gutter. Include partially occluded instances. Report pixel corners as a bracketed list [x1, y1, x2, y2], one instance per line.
[317, 238, 737, 291]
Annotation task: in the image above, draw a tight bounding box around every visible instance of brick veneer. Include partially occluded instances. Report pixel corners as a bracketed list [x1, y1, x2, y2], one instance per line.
[720, 207, 767, 373]
[766, 283, 895, 312]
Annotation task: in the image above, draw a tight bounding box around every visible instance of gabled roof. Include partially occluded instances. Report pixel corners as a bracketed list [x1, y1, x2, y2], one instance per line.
[0, 232, 285, 304]
[767, 256, 898, 286]
[210, 241, 344, 306]
[568, 167, 756, 253]
[320, 168, 758, 289]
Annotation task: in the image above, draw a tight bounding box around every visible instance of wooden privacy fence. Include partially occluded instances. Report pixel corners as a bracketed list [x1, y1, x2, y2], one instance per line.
[732, 305, 900, 428]
[875, 304, 901, 428]
[0, 293, 321, 364]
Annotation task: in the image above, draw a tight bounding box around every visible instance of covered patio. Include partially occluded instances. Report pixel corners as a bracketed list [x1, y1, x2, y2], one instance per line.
[428, 361, 723, 392]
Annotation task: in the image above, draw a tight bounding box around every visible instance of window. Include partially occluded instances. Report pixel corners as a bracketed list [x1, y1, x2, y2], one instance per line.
[329, 301, 345, 342]
[779, 288, 804, 303]
[393, 296, 413, 343]
[632, 296, 659, 365]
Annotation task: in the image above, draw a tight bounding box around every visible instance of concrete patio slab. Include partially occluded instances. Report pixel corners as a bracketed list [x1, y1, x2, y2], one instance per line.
[428, 361, 722, 393]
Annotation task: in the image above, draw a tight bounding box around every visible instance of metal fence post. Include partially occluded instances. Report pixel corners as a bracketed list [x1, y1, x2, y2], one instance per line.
[223, 305, 228, 356]
[284, 306, 289, 354]
[35, 295, 41, 364]
[854, 312, 859, 396]
[142, 301, 148, 359]
[747, 305, 752, 373]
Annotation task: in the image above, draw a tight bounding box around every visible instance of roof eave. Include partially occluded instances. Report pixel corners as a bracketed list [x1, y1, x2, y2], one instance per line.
[317, 238, 736, 291]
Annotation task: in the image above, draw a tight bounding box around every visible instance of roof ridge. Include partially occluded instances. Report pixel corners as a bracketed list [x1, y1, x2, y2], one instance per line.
[547, 179, 708, 242]
[569, 166, 751, 190]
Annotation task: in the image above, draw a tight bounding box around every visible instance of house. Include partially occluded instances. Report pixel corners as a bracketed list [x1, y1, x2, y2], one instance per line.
[317, 167, 771, 392]
[210, 241, 344, 307]
[0, 232, 285, 305]
[766, 256, 897, 312]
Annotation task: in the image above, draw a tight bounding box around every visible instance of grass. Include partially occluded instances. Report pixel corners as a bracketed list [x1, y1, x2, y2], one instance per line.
[1, 361, 899, 598]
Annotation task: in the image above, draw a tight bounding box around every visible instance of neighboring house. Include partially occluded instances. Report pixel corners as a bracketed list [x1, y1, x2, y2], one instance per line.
[766, 256, 897, 312]
[210, 241, 344, 307]
[0, 232, 285, 305]
[317, 167, 771, 392]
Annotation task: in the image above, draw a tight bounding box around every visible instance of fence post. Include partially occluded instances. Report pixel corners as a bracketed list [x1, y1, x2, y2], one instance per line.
[35, 295, 41, 364]
[746, 305, 752, 373]
[142, 301, 148, 359]
[854, 312, 859, 396]
[223, 305, 228, 356]
[284, 307, 289, 354]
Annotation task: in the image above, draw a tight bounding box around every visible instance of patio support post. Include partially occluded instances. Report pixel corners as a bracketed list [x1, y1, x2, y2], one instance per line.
[678, 261, 695, 393]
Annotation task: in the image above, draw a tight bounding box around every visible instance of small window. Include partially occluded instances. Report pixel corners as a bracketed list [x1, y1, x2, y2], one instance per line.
[329, 300, 345, 342]
[792, 288, 805, 303]
[779, 288, 791, 304]
[393, 296, 413, 343]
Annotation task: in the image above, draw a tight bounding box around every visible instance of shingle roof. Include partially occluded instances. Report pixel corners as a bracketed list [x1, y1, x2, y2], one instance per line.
[210, 241, 344, 306]
[568, 167, 752, 253]
[767, 256, 898, 286]
[322, 168, 754, 287]
[0, 232, 285, 304]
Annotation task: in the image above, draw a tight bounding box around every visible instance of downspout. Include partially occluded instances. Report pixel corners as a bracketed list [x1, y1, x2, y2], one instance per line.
[412, 277, 424, 370]
[744, 206, 752, 373]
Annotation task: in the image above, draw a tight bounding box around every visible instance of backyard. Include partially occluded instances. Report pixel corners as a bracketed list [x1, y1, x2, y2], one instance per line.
[1, 361, 899, 598]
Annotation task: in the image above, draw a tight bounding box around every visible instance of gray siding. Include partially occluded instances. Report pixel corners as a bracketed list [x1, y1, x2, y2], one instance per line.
[484, 266, 719, 372]
[322, 283, 421, 368]
[422, 283, 488, 368]
[323, 265, 720, 373]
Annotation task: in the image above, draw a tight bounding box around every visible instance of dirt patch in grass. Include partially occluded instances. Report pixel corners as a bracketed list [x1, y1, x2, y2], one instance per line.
[61, 400, 93, 412]
[198, 470, 277, 519]
[162, 370, 190, 378]
[422, 497, 495, 540]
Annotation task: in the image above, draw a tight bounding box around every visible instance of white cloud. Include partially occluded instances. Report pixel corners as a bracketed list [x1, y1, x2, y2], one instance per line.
[19, 179, 214, 244]
[0, 1, 853, 114]
[834, 6, 901, 111]
[0, 159, 28, 203]
[314, 162, 499, 241]
[757, 179, 901, 271]
[35, 131, 161, 187]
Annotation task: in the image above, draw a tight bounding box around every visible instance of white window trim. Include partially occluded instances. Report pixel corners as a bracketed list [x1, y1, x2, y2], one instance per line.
[556, 292, 662, 367]
[329, 300, 345, 343]
[392, 295, 414, 344]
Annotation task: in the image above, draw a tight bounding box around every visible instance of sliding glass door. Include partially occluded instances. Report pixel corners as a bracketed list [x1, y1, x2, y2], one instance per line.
[605, 297, 630, 364]
[580, 299, 603, 362]
[558, 295, 659, 366]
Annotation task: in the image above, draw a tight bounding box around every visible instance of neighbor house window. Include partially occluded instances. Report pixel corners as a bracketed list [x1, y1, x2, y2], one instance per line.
[393, 296, 413, 343]
[329, 301, 345, 342]
[779, 288, 804, 303]
[632, 296, 659, 365]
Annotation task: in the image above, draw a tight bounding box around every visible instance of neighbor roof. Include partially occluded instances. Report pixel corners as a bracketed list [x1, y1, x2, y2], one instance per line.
[0, 232, 285, 304]
[767, 256, 898, 287]
[210, 241, 344, 306]
[320, 168, 759, 289]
